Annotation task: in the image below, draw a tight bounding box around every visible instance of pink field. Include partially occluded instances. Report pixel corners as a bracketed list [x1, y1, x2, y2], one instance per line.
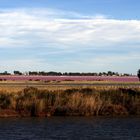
[0, 75, 139, 82]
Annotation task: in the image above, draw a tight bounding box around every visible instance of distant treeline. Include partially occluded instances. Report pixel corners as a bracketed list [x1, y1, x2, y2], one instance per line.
[0, 71, 132, 76]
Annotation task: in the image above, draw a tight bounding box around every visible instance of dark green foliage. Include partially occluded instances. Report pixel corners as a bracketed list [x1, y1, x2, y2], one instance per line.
[137, 69, 140, 81]
[14, 71, 22, 75]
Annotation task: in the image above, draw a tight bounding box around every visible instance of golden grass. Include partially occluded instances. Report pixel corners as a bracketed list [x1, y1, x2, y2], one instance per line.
[0, 86, 139, 117]
[0, 80, 140, 93]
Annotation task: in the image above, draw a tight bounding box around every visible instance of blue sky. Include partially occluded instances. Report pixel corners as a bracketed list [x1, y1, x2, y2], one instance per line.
[0, 0, 140, 74]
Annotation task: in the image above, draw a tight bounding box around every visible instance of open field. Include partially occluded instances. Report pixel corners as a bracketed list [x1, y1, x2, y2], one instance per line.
[0, 80, 140, 92]
[0, 75, 139, 92]
[0, 75, 139, 82]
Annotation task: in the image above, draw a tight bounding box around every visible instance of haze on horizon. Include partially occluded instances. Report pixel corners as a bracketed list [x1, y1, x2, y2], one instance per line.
[0, 0, 140, 74]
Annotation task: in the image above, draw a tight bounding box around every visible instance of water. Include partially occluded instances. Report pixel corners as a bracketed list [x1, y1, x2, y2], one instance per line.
[0, 117, 139, 140]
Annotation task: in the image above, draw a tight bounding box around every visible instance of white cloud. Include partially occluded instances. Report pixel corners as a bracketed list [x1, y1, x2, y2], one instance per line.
[0, 8, 140, 73]
[0, 8, 140, 49]
[50, 53, 140, 73]
[0, 58, 50, 72]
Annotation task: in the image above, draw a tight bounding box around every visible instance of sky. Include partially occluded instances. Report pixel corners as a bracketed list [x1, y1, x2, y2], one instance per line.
[0, 0, 140, 74]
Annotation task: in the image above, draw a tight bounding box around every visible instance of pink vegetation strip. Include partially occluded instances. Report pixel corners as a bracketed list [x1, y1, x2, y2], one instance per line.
[0, 75, 139, 82]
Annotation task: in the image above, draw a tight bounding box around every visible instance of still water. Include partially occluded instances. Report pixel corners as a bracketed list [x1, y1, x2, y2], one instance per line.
[0, 117, 139, 140]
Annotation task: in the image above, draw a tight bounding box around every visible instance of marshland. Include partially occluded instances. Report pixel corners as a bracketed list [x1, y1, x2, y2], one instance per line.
[0, 83, 139, 117]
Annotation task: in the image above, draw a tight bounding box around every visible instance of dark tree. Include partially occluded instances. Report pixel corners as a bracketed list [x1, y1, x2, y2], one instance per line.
[137, 69, 140, 81]
[14, 71, 22, 75]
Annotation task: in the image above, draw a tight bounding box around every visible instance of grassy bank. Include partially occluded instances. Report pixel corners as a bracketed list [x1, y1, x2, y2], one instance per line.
[0, 87, 140, 117]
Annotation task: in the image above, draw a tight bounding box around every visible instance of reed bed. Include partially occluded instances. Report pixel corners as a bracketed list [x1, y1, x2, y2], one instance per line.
[0, 87, 140, 117]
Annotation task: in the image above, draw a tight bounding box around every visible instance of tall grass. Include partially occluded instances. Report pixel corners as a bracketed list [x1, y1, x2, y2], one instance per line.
[0, 87, 139, 117]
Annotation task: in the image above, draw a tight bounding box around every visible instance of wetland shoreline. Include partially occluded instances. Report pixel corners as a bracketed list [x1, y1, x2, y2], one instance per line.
[0, 85, 139, 117]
